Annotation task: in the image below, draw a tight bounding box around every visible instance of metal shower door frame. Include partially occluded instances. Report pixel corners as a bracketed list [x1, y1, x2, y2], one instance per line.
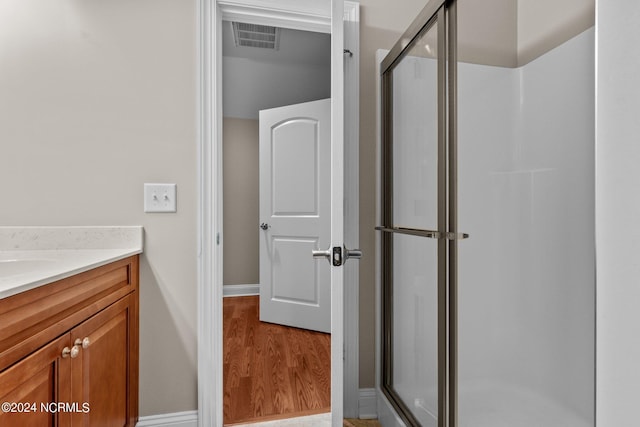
[378, 0, 460, 426]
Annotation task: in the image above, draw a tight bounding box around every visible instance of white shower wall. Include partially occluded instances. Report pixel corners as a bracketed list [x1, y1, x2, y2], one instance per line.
[388, 28, 594, 426]
[458, 28, 595, 425]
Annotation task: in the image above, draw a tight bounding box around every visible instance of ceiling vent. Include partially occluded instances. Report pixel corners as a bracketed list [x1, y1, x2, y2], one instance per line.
[232, 22, 280, 50]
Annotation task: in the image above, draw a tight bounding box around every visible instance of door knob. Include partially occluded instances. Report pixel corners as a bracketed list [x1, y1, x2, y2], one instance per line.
[313, 245, 362, 266]
[344, 247, 362, 261]
[260, 223, 270, 230]
[312, 248, 331, 261]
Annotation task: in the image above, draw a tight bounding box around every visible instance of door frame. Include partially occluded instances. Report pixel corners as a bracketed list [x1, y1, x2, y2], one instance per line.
[196, 0, 360, 425]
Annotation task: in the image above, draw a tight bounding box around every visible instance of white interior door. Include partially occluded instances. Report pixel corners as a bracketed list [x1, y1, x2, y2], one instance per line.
[259, 98, 331, 333]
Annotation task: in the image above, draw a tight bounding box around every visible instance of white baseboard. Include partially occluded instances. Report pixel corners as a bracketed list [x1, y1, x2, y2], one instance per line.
[136, 411, 198, 427]
[223, 284, 259, 297]
[359, 388, 378, 419]
[135, 392, 373, 426]
[231, 412, 331, 426]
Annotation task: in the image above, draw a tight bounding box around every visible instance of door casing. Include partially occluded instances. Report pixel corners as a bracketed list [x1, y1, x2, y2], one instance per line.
[197, 0, 360, 425]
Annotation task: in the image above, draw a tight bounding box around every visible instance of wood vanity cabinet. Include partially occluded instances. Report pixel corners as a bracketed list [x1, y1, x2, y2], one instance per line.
[0, 255, 139, 427]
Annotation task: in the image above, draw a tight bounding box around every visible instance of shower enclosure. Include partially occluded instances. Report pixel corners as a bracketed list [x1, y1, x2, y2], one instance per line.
[377, 1, 594, 426]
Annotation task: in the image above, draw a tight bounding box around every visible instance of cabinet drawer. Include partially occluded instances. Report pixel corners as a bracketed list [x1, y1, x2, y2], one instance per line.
[0, 256, 139, 372]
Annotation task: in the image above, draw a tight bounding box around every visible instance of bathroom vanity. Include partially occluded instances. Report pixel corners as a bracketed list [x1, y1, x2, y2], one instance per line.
[0, 227, 142, 426]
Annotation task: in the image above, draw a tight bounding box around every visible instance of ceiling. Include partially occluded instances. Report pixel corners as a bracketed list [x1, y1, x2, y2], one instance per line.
[222, 21, 331, 120]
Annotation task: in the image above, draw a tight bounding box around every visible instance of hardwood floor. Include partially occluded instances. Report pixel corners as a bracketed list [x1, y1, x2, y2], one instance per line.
[223, 296, 331, 425]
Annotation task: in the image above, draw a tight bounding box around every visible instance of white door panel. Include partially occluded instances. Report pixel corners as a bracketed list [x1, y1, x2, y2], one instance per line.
[271, 119, 320, 215]
[259, 98, 331, 333]
[271, 237, 318, 303]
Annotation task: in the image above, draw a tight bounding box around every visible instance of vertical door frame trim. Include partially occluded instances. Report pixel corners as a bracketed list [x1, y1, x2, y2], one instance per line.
[196, 0, 221, 425]
[446, 2, 459, 425]
[343, 0, 361, 419]
[197, 1, 360, 425]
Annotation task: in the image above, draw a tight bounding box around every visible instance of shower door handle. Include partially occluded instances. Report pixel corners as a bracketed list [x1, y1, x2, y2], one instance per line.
[375, 226, 469, 240]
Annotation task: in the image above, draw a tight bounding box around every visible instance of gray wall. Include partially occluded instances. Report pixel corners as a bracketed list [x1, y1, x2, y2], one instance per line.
[223, 118, 259, 285]
[517, 0, 594, 65]
[0, 0, 198, 416]
[357, 0, 432, 388]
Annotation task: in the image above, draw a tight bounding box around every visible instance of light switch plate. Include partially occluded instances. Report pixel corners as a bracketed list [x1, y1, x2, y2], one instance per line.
[144, 183, 177, 213]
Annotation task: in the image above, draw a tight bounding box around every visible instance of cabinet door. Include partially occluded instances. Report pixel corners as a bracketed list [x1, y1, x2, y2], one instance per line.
[71, 295, 137, 427]
[0, 334, 72, 427]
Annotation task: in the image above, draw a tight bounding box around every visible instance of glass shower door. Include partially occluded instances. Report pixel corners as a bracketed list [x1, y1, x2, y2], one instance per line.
[379, 4, 448, 427]
[380, 0, 595, 426]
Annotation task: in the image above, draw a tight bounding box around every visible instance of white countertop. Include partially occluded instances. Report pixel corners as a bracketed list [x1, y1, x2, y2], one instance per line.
[0, 226, 143, 299]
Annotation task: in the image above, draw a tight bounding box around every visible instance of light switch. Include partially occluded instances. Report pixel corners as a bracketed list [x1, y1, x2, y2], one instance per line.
[144, 183, 177, 213]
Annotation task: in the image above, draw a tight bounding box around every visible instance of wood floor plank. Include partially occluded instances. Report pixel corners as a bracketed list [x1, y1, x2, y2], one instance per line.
[266, 330, 295, 415]
[226, 340, 243, 386]
[250, 328, 272, 419]
[289, 355, 322, 412]
[309, 333, 331, 402]
[223, 296, 331, 425]
[233, 376, 253, 422]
